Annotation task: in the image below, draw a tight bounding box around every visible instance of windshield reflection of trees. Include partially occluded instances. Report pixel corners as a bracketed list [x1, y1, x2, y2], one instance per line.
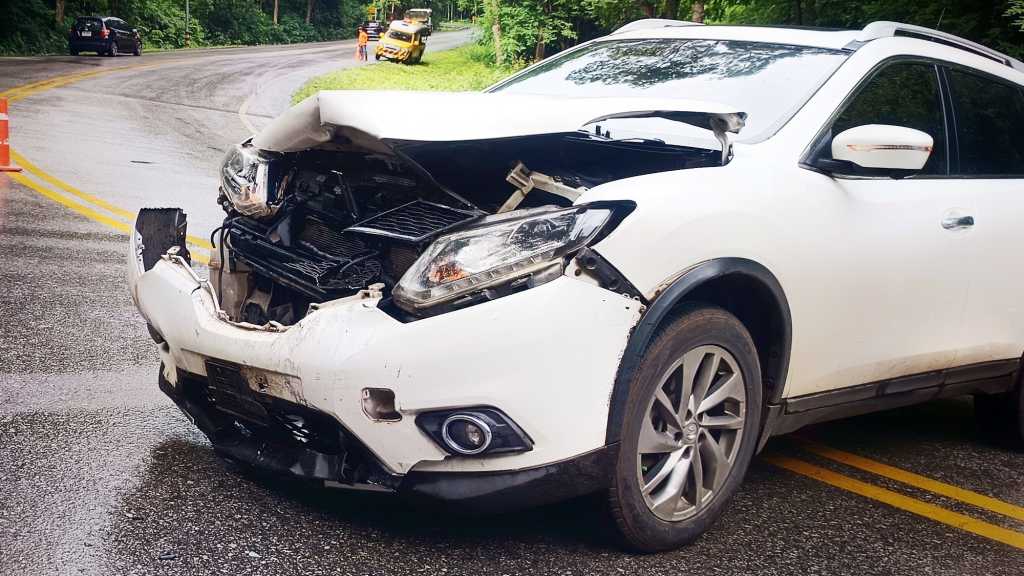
[564, 40, 839, 88]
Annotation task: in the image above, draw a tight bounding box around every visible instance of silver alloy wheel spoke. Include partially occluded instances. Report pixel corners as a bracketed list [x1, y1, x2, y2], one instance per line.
[691, 439, 706, 511]
[699, 429, 730, 491]
[698, 372, 743, 416]
[642, 448, 684, 495]
[638, 416, 681, 454]
[637, 344, 747, 522]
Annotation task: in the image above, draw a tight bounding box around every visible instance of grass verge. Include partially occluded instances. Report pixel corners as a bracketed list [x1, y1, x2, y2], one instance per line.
[292, 44, 524, 103]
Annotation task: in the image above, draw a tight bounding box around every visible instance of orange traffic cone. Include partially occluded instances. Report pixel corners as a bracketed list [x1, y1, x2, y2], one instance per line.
[0, 98, 22, 172]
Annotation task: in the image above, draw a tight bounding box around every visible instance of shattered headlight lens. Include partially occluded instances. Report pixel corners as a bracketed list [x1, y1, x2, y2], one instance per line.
[219, 143, 274, 217]
[393, 206, 613, 312]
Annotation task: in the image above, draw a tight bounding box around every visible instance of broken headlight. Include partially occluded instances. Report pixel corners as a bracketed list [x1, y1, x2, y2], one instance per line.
[219, 143, 276, 217]
[393, 206, 613, 312]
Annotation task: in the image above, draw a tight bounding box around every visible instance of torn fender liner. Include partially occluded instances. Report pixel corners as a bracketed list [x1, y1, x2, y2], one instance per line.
[134, 208, 190, 271]
[253, 91, 746, 154]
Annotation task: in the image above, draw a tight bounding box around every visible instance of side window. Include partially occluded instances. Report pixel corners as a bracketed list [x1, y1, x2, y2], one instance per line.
[947, 69, 1024, 176]
[832, 62, 947, 175]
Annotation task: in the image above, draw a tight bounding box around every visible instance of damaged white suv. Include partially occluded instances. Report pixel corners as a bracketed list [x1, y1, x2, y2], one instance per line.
[128, 20, 1024, 551]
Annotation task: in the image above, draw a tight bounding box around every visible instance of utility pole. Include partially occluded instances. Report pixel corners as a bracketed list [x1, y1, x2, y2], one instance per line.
[184, 0, 191, 47]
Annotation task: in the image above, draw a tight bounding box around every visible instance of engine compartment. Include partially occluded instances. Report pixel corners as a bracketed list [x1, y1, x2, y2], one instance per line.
[213, 151, 484, 325]
[213, 133, 722, 326]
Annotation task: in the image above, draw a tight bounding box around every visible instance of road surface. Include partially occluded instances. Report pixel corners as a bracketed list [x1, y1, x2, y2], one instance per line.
[0, 30, 1021, 576]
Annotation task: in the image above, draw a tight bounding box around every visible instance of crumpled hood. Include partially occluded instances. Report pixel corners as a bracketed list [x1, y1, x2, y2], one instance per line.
[252, 91, 746, 154]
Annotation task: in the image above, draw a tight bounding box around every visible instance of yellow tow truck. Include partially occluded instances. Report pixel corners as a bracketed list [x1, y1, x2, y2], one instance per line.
[375, 20, 428, 64]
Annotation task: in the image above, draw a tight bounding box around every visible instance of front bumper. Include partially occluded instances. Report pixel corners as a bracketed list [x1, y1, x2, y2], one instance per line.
[128, 222, 642, 484]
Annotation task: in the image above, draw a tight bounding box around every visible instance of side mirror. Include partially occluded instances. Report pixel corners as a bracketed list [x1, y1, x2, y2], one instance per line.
[813, 124, 933, 178]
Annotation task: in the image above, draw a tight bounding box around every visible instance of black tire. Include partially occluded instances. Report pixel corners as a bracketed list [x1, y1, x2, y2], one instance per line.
[608, 305, 763, 552]
[108, 41, 118, 57]
[70, 47, 79, 56]
[133, 41, 142, 56]
[974, 368, 1024, 449]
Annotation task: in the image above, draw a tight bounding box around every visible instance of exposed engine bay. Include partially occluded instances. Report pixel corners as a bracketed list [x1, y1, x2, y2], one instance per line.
[211, 131, 723, 327]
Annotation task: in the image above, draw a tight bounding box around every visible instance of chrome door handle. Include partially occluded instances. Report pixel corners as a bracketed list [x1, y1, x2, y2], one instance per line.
[942, 215, 974, 230]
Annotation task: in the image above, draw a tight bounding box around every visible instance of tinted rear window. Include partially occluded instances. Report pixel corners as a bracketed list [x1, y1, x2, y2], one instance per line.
[75, 18, 103, 32]
[947, 69, 1024, 176]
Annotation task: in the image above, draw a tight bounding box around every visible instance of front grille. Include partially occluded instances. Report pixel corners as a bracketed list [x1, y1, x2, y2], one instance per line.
[229, 219, 383, 300]
[347, 200, 476, 243]
[299, 215, 367, 257]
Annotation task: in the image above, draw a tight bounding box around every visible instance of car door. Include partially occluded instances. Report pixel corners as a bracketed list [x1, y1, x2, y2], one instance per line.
[793, 60, 974, 395]
[110, 19, 127, 50]
[942, 66, 1024, 366]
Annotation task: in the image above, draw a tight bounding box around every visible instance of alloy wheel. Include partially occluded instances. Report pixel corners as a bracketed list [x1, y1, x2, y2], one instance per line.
[636, 345, 747, 521]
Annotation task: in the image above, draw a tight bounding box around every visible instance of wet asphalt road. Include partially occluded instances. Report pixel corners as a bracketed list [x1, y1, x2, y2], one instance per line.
[1, 32, 1023, 576]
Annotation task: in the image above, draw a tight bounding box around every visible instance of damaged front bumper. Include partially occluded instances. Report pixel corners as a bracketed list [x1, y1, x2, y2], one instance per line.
[128, 213, 642, 506]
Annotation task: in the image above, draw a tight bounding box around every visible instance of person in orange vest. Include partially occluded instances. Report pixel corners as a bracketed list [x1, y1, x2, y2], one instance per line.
[355, 26, 369, 61]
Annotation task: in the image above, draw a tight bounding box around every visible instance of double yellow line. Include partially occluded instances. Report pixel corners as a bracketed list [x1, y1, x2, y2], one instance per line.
[767, 439, 1024, 550]
[1, 63, 213, 264]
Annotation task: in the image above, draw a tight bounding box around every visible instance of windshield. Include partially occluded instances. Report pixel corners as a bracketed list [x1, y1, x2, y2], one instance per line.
[491, 39, 848, 142]
[388, 30, 413, 42]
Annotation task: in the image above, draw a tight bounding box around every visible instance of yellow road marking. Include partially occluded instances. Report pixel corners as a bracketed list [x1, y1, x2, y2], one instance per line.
[8, 172, 210, 265]
[10, 150, 214, 250]
[796, 439, 1024, 522]
[11, 150, 135, 220]
[10, 171, 131, 233]
[766, 455, 1024, 550]
[3, 65, 214, 256]
[1, 63, 166, 101]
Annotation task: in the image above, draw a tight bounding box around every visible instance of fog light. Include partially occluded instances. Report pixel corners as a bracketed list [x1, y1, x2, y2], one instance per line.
[442, 414, 492, 455]
[416, 407, 532, 456]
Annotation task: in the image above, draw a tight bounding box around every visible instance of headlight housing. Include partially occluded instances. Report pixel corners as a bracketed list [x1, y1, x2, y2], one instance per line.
[393, 206, 615, 312]
[219, 143, 277, 218]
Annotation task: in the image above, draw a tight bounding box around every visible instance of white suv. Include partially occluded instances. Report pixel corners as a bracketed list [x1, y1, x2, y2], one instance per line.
[127, 20, 1024, 551]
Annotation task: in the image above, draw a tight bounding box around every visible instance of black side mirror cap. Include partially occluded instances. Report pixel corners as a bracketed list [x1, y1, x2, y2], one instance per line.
[808, 156, 920, 180]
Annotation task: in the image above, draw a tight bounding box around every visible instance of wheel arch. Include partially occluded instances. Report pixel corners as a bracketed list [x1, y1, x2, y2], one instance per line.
[605, 257, 792, 444]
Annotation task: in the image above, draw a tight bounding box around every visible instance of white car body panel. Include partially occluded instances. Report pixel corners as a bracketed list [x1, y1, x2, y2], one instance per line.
[132, 252, 643, 474]
[252, 90, 744, 153]
[585, 37, 1024, 398]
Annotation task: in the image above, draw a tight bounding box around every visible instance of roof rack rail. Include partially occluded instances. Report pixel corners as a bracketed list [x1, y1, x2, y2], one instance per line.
[613, 19, 703, 35]
[855, 21, 1024, 73]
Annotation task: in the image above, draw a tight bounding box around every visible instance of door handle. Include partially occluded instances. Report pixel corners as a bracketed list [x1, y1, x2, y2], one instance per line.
[942, 215, 975, 230]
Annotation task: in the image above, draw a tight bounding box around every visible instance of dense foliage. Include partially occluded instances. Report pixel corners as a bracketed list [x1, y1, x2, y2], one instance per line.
[0, 0, 456, 55]
[465, 0, 1024, 64]
[4, 0, 1024, 58]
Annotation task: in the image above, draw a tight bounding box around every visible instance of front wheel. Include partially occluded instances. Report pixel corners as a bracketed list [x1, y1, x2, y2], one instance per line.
[133, 41, 142, 56]
[608, 305, 763, 552]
